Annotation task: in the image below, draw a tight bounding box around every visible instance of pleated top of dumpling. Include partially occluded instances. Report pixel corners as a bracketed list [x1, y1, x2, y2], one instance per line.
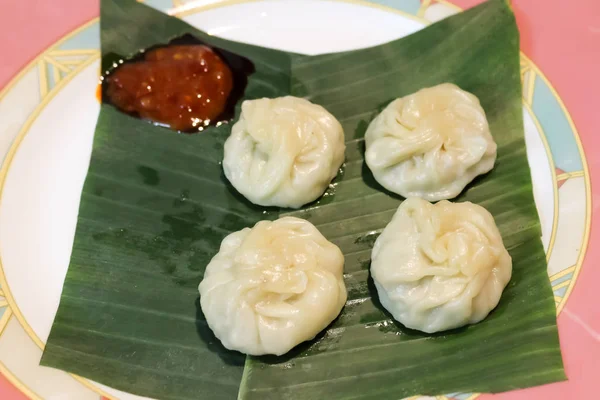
[199, 217, 347, 356]
[365, 83, 497, 201]
[371, 197, 512, 333]
[223, 96, 345, 208]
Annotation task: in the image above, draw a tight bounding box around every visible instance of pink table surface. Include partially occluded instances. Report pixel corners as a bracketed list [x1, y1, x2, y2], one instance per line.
[0, 1, 599, 399]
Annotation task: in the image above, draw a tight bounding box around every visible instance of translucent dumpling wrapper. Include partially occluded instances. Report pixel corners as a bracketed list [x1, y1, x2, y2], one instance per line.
[371, 197, 512, 333]
[365, 83, 497, 201]
[199, 216, 347, 356]
[223, 96, 346, 208]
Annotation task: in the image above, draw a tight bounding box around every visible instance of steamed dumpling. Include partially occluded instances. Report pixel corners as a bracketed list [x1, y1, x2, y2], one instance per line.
[223, 96, 346, 208]
[199, 216, 347, 356]
[365, 83, 497, 201]
[371, 197, 512, 333]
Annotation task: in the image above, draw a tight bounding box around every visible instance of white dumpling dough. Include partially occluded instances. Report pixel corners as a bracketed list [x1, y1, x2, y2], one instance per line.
[199, 216, 347, 356]
[371, 197, 512, 333]
[365, 83, 497, 201]
[223, 96, 346, 208]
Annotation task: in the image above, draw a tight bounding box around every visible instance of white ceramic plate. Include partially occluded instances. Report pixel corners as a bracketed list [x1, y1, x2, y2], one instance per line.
[0, 1, 589, 399]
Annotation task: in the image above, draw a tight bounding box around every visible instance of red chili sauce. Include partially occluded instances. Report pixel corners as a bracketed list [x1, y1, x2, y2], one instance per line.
[105, 45, 234, 132]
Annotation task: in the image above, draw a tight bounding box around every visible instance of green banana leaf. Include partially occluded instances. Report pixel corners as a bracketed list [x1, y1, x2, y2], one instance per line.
[40, 0, 565, 399]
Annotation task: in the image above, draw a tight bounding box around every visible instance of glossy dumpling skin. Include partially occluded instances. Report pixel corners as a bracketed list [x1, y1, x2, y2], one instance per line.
[199, 216, 347, 356]
[223, 96, 345, 208]
[365, 83, 497, 201]
[371, 197, 512, 333]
